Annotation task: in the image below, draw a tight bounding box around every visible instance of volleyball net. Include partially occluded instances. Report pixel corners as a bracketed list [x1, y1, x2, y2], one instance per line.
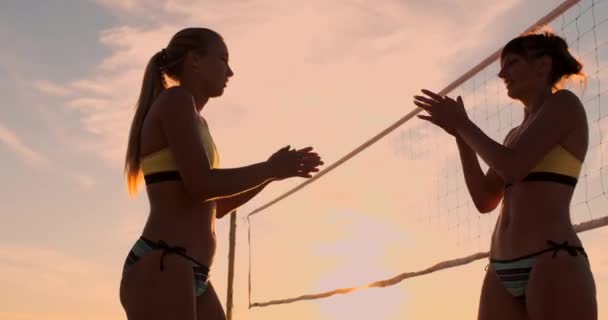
[227, 0, 608, 313]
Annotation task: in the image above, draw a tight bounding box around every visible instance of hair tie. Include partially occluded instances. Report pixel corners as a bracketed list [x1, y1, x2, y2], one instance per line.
[159, 48, 169, 71]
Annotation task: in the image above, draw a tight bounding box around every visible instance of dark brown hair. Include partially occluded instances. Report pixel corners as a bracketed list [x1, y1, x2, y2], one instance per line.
[501, 32, 586, 89]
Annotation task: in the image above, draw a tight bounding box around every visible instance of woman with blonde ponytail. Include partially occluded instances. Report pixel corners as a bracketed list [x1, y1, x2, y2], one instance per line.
[119, 28, 323, 320]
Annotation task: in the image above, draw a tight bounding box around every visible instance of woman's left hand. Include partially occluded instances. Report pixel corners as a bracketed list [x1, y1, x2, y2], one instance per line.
[413, 89, 470, 135]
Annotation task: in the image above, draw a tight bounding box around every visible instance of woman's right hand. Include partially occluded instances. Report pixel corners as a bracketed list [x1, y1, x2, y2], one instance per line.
[267, 145, 324, 180]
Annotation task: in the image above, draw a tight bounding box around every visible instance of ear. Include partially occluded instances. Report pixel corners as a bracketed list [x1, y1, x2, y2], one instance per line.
[186, 51, 201, 70]
[536, 55, 553, 79]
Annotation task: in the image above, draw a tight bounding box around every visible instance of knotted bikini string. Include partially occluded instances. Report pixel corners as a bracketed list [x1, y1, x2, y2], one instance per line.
[155, 240, 206, 271]
[546, 240, 588, 258]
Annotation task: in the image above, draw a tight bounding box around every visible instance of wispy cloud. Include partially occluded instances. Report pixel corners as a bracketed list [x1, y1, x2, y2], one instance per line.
[9, 2, 606, 320]
[30, 79, 115, 98]
[69, 79, 115, 96]
[0, 123, 95, 188]
[30, 0, 524, 171]
[95, 0, 267, 25]
[30, 79, 74, 97]
[0, 123, 50, 168]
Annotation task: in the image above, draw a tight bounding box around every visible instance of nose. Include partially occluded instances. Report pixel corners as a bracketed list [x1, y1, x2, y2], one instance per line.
[227, 64, 234, 78]
[497, 66, 506, 79]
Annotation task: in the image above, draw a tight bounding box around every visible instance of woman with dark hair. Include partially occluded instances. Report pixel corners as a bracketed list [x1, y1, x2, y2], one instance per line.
[119, 28, 323, 320]
[414, 32, 597, 319]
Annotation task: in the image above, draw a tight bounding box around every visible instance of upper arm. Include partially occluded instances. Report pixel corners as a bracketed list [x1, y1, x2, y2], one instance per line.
[509, 90, 584, 179]
[157, 87, 211, 197]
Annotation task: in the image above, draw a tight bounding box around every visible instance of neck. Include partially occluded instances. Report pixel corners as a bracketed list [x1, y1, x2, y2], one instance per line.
[520, 87, 552, 119]
[180, 83, 209, 113]
[193, 92, 209, 113]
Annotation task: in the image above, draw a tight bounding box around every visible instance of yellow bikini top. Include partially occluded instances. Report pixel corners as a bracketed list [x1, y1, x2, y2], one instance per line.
[531, 145, 581, 176]
[141, 118, 219, 184]
[507, 144, 582, 187]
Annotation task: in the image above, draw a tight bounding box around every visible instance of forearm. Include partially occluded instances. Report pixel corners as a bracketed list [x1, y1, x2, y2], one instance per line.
[196, 162, 274, 201]
[456, 120, 516, 180]
[456, 137, 494, 212]
[216, 180, 273, 219]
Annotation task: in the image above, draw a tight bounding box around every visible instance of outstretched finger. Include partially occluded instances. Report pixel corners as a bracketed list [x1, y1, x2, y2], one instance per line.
[300, 161, 322, 169]
[296, 171, 313, 178]
[413, 95, 439, 106]
[414, 100, 433, 111]
[420, 89, 446, 102]
[444, 95, 457, 103]
[299, 153, 321, 161]
[303, 155, 324, 164]
[295, 146, 314, 153]
[417, 115, 440, 126]
[457, 96, 464, 106]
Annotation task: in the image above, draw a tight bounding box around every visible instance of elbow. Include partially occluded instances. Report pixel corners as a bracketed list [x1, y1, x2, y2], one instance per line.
[478, 207, 495, 214]
[472, 193, 500, 214]
[474, 202, 495, 214]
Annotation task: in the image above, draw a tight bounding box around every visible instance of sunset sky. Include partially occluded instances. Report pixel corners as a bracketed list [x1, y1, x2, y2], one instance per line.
[1, 0, 607, 319]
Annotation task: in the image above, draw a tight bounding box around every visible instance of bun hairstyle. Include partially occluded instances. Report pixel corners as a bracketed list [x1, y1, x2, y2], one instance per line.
[501, 32, 586, 89]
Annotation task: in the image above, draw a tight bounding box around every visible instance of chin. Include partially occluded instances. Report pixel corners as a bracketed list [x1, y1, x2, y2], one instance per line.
[207, 87, 225, 98]
[506, 86, 520, 99]
[214, 88, 226, 97]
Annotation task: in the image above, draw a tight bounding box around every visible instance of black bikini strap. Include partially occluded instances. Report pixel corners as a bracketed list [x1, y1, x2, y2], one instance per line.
[546, 240, 588, 258]
[489, 240, 588, 263]
[156, 240, 187, 271]
[155, 240, 207, 271]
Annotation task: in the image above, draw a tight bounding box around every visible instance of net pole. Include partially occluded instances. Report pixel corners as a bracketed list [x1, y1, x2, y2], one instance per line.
[226, 210, 237, 320]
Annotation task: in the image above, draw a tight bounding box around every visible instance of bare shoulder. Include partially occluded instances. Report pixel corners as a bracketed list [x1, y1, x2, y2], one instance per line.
[154, 86, 196, 118]
[550, 89, 585, 117]
[139, 88, 194, 153]
[552, 88, 581, 101]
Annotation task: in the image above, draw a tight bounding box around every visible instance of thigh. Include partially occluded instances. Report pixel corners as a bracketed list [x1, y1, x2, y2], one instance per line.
[120, 251, 198, 320]
[478, 264, 528, 320]
[196, 282, 226, 320]
[526, 253, 597, 320]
